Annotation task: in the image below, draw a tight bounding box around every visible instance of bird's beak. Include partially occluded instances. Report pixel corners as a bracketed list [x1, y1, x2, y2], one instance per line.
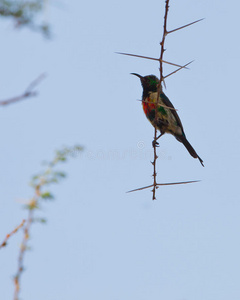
[130, 73, 143, 80]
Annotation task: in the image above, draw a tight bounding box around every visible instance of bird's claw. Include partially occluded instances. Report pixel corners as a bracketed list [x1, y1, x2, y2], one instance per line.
[152, 140, 159, 147]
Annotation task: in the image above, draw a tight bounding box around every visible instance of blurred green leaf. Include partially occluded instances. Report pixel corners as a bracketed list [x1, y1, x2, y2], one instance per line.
[33, 217, 47, 224]
[54, 171, 66, 178]
[41, 191, 54, 200]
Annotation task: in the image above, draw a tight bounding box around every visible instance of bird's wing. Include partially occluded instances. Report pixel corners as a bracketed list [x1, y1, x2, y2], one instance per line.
[160, 92, 184, 133]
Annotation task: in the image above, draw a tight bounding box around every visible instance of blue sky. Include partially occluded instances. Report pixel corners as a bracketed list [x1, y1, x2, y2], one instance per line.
[0, 0, 240, 299]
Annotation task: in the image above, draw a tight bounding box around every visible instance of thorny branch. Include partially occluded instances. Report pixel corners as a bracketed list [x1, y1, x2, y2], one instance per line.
[151, 0, 171, 200]
[0, 73, 46, 106]
[118, 0, 203, 199]
[0, 220, 26, 249]
[152, 1, 203, 200]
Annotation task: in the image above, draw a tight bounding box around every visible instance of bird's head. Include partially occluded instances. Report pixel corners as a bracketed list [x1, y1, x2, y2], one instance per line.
[131, 73, 159, 94]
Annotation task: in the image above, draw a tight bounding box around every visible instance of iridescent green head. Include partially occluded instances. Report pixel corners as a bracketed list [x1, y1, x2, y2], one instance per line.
[131, 73, 159, 96]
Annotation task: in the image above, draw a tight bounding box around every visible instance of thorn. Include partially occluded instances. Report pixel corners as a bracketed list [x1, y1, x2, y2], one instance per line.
[164, 60, 194, 79]
[163, 79, 167, 89]
[156, 180, 201, 186]
[167, 18, 204, 34]
[126, 184, 154, 193]
[161, 59, 190, 69]
[116, 52, 159, 61]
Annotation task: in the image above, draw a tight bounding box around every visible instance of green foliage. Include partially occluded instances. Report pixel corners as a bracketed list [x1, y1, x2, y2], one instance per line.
[30, 144, 83, 188]
[11, 144, 83, 298]
[33, 217, 47, 223]
[5, 146, 84, 299]
[0, 0, 50, 37]
[30, 145, 83, 190]
[40, 191, 54, 200]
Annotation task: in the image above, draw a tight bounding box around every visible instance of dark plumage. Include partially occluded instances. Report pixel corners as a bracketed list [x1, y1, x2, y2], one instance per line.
[132, 73, 204, 166]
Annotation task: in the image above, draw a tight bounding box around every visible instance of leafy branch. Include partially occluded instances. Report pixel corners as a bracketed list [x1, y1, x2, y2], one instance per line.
[12, 145, 83, 300]
[0, 0, 50, 37]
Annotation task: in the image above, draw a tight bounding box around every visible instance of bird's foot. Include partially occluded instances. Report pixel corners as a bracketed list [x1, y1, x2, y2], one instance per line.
[152, 140, 159, 147]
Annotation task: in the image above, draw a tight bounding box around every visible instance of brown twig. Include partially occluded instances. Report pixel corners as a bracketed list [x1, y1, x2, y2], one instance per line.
[0, 73, 46, 106]
[13, 182, 47, 300]
[13, 209, 33, 300]
[0, 220, 26, 249]
[13, 175, 49, 300]
[159, 0, 170, 87]
[142, 99, 178, 111]
[13, 175, 50, 299]
[152, 126, 159, 200]
[150, 0, 171, 200]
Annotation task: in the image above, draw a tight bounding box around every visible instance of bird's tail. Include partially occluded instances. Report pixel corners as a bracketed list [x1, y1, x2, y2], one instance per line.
[176, 135, 204, 167]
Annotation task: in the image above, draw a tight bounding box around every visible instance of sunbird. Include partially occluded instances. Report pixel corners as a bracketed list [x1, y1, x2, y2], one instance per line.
[132, 73, 204, 166]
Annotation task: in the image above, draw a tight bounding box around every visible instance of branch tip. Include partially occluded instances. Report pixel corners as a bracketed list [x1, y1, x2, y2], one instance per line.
[167, 18, 204, 34]
[0, 73, 46, 106]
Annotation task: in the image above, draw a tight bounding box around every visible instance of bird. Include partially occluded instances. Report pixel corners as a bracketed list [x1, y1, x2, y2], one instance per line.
[131, 73, 204, 166]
